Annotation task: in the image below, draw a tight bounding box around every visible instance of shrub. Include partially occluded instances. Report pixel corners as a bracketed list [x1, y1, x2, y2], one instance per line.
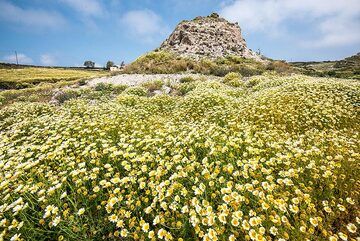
[266, 61, 294, 74]
[94, 82, 114, 92]
[141, 79, 164, 92]
[0, 95, 4, 105]
[179, 76, 196, 83]
[123, 86, 148, 96]
[174, 82, 197, 95]
[53, 89, 81, 104]
[117, 94, 142, 106]
[112, 84, 128, 94]
[223, 72, 244, 87]
[78, 79, 87, 86]
[246, 77, 262, 88]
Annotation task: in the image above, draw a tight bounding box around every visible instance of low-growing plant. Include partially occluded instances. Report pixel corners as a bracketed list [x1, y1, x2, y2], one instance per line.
[0, 75, 359, 241]
[141, 79, 164, 91]
[122, 86, 148, 96]
[78, 79, 87, 86]
[94, 82, 114, 92]
[174, 82, 197, 95]
[223, 72, 244, 87]
[53, 89, 81, 104]
[179, 76, 196, 83]
[112, 84, 128, 94]
[266, 60, 295, 74]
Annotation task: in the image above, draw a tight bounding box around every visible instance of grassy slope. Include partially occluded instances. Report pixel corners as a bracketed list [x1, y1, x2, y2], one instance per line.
[0, 67, 107, 90]
[291, 53, 360, 79]
[123, 51, 294, 76]
[0, 74, 359, 241]
[0, 67, 108, 106]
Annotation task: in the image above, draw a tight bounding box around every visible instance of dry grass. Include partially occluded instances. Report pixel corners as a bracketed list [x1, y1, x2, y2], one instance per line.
[0, 67, 108, 90]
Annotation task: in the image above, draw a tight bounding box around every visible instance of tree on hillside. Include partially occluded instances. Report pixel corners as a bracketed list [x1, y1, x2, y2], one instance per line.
[84, 61, 95, 68]
[106, 61, 115, 69]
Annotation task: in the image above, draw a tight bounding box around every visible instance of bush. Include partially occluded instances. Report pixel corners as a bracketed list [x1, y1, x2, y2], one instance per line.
[246, 77, 262, 88]
[266, 61, 294, 74]
[53, 89, 81, 104]
[223, 72, 244, 87]
[179, 76, 196, 83]
[123, 86, 148, 96]
[112, 84, 128, 94]
[117, 94, 142, 106]
[174, 82, 197, 95]
[78, 79, 87, 86]
[0, 95, 4, 105]
[141, 79, 164, 91]
[94, 82, 114, 92]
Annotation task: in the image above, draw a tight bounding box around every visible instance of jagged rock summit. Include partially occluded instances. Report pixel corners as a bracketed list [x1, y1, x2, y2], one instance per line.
[159, 13, 263, 61]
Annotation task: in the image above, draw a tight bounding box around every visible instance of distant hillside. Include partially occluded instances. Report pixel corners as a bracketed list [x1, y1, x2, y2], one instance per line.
[291, 53, 360, 79]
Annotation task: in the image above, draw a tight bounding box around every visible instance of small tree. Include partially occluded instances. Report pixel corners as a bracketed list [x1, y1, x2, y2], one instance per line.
[106, 61, 115, 70]
[84, 61, 95, 68]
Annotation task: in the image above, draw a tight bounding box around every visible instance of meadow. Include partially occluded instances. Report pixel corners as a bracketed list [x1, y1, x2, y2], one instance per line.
[0, 67, 108, 106]
[0, 73, 359, 241]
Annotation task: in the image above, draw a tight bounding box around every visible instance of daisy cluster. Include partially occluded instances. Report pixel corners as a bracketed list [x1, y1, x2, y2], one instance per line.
[0, 75, 359, 240]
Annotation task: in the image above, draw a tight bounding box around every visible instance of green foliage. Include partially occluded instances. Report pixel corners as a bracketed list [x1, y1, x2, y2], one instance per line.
[122, 86, 148, 96]
[106, 61, 115, 69]
[78, 79, 87, 86]
[94, 83, 128, 94]
[94, 82, 114, 92]
[141, 79, 164, 91]
[179, 76, 196, 83]
[266, 60, 295, 74]
[84, 60, 95, 68]
[174, 82, 197, 95]
[123, 51, 267, 76]
[54, 89, 81, 104]
[223, 72, 244, 87]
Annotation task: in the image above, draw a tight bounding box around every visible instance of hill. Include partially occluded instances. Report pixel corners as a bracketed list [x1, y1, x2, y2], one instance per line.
[158, 13, 262, 61]
[291, 53, 360, 79]
[122, 13, 285, 76]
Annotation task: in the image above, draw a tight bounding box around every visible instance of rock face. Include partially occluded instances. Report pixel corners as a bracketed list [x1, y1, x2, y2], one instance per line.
[159, 13, 262, 61]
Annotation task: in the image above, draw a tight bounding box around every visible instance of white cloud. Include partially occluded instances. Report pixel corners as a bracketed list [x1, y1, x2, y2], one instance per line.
[40, 54, 57, 66]
[120, 9, 169, 43]
[60, 0, 105, 17]
[3, 53, 34, 65]
[0, 1, 66, 29]
[220, 0, 360, 47]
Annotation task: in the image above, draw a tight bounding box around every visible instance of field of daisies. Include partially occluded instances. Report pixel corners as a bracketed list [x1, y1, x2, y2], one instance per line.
[0, 74, 359, 241]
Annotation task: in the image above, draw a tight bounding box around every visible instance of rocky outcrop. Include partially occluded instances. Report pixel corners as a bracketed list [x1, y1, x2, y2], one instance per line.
[158, 13, 263, 61]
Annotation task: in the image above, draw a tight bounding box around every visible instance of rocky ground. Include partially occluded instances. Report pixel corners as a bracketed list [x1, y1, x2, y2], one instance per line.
[86, 73, 221, 87]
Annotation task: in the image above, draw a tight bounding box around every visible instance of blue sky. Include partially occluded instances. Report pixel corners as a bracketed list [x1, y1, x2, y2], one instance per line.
[0, 0, 359, 67]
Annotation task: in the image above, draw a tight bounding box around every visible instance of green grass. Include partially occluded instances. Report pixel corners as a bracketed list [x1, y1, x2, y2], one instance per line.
[123, 51, 292, 77]
[291, 53, 360, 79]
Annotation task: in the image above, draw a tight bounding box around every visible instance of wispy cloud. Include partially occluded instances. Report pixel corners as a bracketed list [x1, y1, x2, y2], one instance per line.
[40, 54, 57, 66]
[120, 9, 169, 43]
[59, 0, 105, 17]
[220, 0, 360, 47]
[0, 1, 66, 30]
[2, 53, 33, 65]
